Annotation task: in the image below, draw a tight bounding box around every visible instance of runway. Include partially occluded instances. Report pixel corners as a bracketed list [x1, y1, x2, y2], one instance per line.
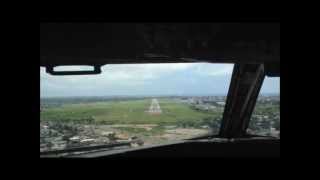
[147, 98, 162, 114]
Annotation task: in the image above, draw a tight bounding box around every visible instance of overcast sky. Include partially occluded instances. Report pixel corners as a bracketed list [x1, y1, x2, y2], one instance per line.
[40, 63, 280, 97]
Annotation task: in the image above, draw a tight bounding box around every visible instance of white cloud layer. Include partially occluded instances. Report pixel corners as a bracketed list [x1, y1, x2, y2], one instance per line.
[40, 63, 278, 97]
[41, 63, 232, 85]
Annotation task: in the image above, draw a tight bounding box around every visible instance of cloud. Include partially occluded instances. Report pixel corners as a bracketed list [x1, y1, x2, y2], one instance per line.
[40, 63, 279, 97]
[40, 63, 237, 97]
[41, 63, 231, 83]
[260, 77, 280, 94]
[100, 63, 195, 81]
[192, 63, 234, 77]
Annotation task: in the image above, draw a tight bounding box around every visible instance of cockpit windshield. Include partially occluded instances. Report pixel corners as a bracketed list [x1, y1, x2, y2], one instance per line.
[40, 63, 234, 154]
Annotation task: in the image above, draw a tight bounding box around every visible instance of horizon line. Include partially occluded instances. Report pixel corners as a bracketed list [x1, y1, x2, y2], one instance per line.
[40, 93, 280, 99]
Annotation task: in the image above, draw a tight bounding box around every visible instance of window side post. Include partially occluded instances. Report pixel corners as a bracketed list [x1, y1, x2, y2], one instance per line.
[219, 63, 265, 138]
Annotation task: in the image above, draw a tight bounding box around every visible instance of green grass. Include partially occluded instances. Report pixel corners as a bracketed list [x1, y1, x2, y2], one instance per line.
[40, 98, 223, 126]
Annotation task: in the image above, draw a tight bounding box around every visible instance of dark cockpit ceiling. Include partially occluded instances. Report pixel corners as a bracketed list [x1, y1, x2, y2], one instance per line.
[40, 23, 279, 76]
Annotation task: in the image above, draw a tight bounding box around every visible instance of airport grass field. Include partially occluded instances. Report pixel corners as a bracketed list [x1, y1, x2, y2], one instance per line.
[40, 98, 223, 127]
